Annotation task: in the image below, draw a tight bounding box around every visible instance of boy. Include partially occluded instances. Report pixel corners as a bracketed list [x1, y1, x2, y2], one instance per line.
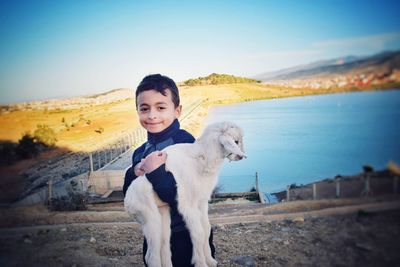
[123, 74, 215, 266]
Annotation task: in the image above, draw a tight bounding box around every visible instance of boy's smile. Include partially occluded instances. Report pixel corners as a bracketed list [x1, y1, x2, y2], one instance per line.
[137, 89, 181, 133]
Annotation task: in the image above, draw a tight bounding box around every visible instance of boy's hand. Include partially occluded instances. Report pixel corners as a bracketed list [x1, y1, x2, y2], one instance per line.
[141, 151, 167, 173]
[134, 161, 145, 177]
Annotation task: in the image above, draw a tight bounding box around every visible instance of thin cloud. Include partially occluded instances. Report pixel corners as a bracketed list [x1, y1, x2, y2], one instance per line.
[245, 49, 322, 60]
[313, 32, 400, 51]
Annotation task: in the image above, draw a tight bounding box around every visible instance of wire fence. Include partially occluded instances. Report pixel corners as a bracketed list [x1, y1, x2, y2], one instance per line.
[277, 171, 400, 202]
[88, 127, 146, 171]
[216, 170, 400, 203]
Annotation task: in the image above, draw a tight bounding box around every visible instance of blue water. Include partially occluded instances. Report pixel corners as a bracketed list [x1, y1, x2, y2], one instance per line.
[205, 90, 400, 193]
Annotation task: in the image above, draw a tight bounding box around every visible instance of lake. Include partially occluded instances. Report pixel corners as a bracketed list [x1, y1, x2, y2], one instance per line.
[205, 89, 400, 193]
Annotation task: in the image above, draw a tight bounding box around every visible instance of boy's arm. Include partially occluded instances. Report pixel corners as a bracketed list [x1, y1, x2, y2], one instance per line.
[145, 164, 177, 205]
[145, 132, 195, 204]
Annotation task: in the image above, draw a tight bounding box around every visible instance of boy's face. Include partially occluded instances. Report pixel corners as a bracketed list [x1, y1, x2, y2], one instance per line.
[136, 89, 182, 133]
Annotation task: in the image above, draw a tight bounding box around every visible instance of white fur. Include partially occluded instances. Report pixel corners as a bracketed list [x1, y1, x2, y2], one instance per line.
[124, 121, 245, 267]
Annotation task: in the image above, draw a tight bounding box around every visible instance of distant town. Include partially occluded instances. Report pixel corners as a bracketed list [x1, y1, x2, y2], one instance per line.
[265, 68, 400, 90]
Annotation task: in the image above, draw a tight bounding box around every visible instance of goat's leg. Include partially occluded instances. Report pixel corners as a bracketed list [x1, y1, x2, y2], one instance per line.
[199, 201, 218, 267]
[141, 206, 163, 267]
[180, 206, 208, 267]
[159, 206, 173, 267]
[142, 219, 162, 267]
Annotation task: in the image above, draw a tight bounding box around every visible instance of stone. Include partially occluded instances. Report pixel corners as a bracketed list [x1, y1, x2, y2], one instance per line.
[280, 227, 291, 232]
[272, 237, 283, 242]
[231, 256, 256, 267]
[293, 217, 305, 223]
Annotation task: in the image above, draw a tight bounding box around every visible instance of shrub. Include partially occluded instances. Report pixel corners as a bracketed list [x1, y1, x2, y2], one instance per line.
[34, 124, 57, 147]
[48, 191, 87, 211]
[249, 186, 257, 192]
[363, 165, 374, 173]
[16, 132, 38, 159]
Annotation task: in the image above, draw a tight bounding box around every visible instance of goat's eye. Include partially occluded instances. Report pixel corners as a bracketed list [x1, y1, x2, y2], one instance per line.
[235, 140, 239, 145]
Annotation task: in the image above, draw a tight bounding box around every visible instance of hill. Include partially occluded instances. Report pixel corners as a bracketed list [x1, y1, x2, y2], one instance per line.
[0, 88, 134, 112]
[255, 50, 400, 81]
[183, 73, 260, 86]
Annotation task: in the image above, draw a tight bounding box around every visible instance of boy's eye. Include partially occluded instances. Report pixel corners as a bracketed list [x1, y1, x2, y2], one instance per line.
[158, 106, 166, 110]
[139, 107, 149, 112]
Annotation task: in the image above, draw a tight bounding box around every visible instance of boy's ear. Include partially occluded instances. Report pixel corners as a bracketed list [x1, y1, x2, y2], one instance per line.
[175, 105, 182, 118]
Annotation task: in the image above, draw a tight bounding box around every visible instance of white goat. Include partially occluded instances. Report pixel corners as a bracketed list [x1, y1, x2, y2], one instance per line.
[124, 121, 245, 267]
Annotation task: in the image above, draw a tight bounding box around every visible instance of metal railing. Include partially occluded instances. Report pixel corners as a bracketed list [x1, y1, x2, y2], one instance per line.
[87, 99, 203, 172]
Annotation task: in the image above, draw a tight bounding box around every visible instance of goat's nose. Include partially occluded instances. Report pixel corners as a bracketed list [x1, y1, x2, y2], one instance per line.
[238, 154, 247, 160]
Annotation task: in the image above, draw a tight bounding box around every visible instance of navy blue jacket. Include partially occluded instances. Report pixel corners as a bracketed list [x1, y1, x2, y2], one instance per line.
[123, 119, 195, 232]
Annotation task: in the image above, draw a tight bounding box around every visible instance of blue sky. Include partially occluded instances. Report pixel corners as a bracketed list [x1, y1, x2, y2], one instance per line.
[1, 0, 399, 104]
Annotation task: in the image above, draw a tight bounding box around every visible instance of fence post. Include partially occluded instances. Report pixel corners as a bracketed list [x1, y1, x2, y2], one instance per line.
[336, 178, 341, 198]
[89, 153, 94, 172]
[129, 133, 133, 147]
[255, 172, 266, 204]
[119, 141, 123, 155]
[394, 176, 399, 194]
[97, 151, 101, 169]
[103, 150, 107, 165]
[108, 146, 112, 162]
[361, 175, 372, 196]
[313, 183, 317, 200]
[125, 136, 129, 150]
[255, 172, 259, 192]
[286, 185, 290, 202]
[133, 131, 137, 146]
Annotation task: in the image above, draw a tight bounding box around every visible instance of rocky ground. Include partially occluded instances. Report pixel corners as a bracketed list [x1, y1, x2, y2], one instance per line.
[1, 198, 400, 267]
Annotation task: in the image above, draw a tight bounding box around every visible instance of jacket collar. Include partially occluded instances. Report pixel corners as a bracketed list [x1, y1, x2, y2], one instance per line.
[147, 119, 180, 144]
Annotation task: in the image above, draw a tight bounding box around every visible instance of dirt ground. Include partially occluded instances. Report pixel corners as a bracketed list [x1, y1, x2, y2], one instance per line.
[1, 197, 400, 267]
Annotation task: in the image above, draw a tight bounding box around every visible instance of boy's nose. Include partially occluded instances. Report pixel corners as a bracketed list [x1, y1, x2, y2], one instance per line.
[148, 112, 156, 119]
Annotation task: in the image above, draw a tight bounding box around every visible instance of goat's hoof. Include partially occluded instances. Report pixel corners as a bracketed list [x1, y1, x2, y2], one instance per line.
[192, 259, 208, 267]
[206, 258, 218, 267]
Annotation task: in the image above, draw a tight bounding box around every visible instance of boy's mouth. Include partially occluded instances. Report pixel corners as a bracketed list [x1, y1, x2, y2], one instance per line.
[146, 122, 161, 126]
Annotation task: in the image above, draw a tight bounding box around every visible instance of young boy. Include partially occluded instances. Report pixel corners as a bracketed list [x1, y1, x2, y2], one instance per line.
[123, 74, 215, 266]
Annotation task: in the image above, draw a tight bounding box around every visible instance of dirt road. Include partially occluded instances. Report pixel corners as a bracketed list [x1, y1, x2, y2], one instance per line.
[1, 198, 400, 266]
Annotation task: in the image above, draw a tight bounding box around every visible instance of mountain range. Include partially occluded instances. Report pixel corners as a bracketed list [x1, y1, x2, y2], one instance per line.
[254, 50, 400, 81]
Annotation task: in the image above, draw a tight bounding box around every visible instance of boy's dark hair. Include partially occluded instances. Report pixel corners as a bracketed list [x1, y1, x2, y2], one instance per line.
[136, 74, 180, 108]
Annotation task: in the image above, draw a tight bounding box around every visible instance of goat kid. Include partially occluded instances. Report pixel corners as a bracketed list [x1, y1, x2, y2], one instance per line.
[125, 121, 245, 267]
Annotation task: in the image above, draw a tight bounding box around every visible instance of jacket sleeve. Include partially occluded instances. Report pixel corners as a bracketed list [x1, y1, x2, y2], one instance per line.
[122, 147, 143, 196]
[145, 164, 177, 205]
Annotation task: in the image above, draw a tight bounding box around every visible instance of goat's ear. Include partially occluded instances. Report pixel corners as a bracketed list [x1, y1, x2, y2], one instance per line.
[219, 134, 244, 156]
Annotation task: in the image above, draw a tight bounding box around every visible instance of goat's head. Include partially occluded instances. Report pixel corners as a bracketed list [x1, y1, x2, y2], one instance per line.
[201, 121, 246, 162]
